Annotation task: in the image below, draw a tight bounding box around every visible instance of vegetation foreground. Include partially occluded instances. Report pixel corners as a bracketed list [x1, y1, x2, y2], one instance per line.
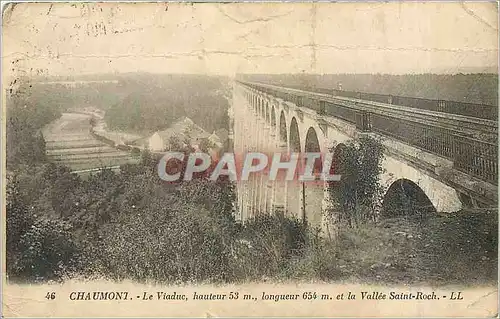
[7, 153, 497, 286]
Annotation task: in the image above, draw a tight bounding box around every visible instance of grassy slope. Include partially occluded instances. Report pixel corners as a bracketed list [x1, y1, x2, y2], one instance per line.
[284, 209, 497, 286]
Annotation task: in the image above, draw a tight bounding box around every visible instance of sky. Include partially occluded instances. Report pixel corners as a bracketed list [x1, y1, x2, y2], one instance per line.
[2, 2, 498, 79]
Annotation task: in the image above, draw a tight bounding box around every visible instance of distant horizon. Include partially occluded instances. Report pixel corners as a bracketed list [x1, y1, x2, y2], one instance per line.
[25, 69, 500, 80]
[13, 71, 497, 107]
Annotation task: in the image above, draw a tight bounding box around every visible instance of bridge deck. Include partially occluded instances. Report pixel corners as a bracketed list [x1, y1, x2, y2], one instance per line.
[278, 83, 498, 121]
[248, 81, 497, 138]
[239, 81, 498, 186]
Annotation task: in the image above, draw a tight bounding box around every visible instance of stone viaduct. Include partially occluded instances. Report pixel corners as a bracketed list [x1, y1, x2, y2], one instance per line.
[230, 79, 498, 231]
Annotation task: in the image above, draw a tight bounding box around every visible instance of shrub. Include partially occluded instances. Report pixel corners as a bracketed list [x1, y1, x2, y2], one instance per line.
[11, 218, 82, 282]
[284, 238, 341, 281]
[231, 214, 308, 280]
[98, 200, 234, 284]
[326, 135, 385, 228]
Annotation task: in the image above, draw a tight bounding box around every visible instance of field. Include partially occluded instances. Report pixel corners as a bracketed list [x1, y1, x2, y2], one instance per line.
[43, 113, 140, 172]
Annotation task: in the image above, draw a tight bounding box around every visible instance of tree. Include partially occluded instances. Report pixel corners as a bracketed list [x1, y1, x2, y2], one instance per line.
[168, 135, 184, 151]
[14, 217, 82, 282]
[326, 135, 385, 228]
[199, 138, 216, 153]
[6, 172, 34, 278]
[140, 148, 157, 168]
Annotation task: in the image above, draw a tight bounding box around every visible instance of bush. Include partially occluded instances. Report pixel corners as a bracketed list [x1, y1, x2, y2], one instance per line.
[98, 200, 234, 284]
[11, 218, 82, 282]
[230, 214, 308, 280]
[284, 238, 341, 281]
[326, 135, 385, 228]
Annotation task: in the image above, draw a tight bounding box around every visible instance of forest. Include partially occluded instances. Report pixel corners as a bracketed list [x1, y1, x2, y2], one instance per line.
[104, 74, 231, 133]
[24, 73, 231, 135]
